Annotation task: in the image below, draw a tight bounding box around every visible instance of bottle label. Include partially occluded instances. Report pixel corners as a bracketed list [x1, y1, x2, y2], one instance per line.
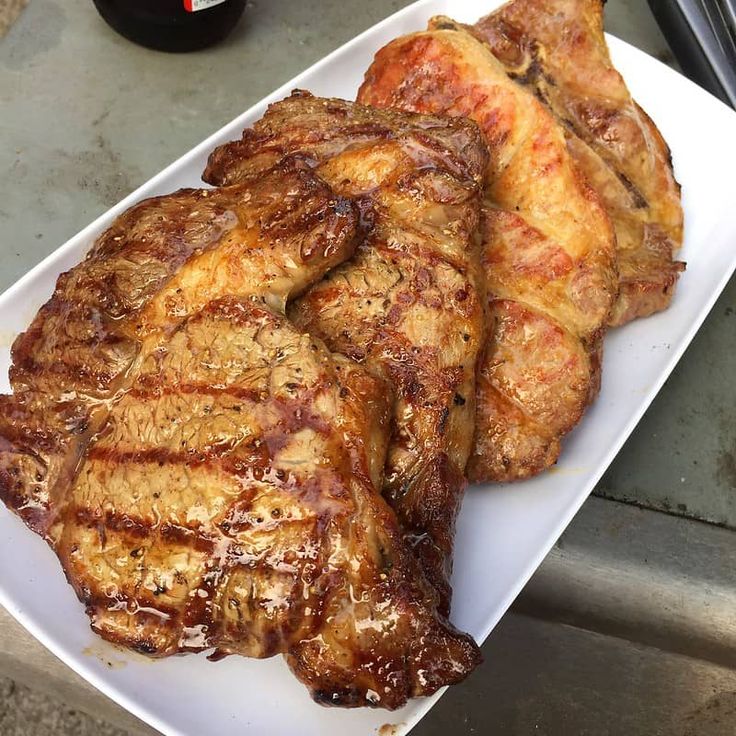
[183, 0, 228, 11]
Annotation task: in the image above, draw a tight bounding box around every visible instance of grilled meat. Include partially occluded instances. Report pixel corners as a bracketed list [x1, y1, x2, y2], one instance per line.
[0, 161, 480, 708]
[0, 164, 357, 537]
[358, 18, 618, 482]
[204, 92, 488, 614]
[474, 0, 684, 325]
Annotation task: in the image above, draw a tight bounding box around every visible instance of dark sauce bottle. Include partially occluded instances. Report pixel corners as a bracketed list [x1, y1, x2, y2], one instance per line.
[93, 0, 247, 53]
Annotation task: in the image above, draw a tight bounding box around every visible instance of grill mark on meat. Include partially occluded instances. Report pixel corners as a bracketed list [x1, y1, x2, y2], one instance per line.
[86, 446, 279, 473]
[0, 423, 64, 455]
[85, 589, 182, 622]
[158, 520, 213, 548]
[72, 500, 317, 556]
[259, 199, 354, 258]
[127, 382, 264, 402]
[11, 355, 117, 388]
[86, 446, 225, 465]
[73, 505, 156, 540]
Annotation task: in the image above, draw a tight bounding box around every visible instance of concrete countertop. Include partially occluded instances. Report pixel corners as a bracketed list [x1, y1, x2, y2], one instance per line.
[1, 2, 735, 735]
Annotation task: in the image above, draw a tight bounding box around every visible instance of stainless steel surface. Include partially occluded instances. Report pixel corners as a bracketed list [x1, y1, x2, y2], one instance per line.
[703, 0, 736, 71]
[1, 1, 734, 735]
[720, 0, 736, 43]
[670, 0, 736, 105]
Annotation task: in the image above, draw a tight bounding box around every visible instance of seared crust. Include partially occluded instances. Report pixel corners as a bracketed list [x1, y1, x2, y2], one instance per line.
[0, 160, 480, 708]
[62, 299, 480, 708]
[1, 162, 359, 540]
[358, 19, 617, 482]
[474, 0, 685, 325]
[205, 92, 488, 614]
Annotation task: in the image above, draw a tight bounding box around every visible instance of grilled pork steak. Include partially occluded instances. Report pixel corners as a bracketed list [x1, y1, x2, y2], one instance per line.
[359, 19, 618, 482]
[204, 92, 488, 615]
[474, 0, 684, 325]
[0, 161, 480, 708]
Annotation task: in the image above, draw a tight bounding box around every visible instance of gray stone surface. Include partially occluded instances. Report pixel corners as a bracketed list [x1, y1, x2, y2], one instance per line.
[0, 677, 127, 736]
[0, 0, 411, 294]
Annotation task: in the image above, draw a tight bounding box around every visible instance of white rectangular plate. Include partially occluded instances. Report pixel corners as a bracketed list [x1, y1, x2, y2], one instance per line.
[1, 1, 735, 735]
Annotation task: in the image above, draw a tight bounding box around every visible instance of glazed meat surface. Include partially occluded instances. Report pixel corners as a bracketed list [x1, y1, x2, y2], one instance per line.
[359, 19, 617, 482]
[0, 162, 480, 708]
[474, 0, 684, 325]
[204, 92, 488, 614]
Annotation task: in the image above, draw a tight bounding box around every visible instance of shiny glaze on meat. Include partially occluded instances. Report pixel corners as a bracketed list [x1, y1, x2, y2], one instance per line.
[204, 92, 488, 614]
[0, 162, 358, 539]
[358, 19, 617, 481]
[0, 161, 480, 708]
[474, 0, 684, 325]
